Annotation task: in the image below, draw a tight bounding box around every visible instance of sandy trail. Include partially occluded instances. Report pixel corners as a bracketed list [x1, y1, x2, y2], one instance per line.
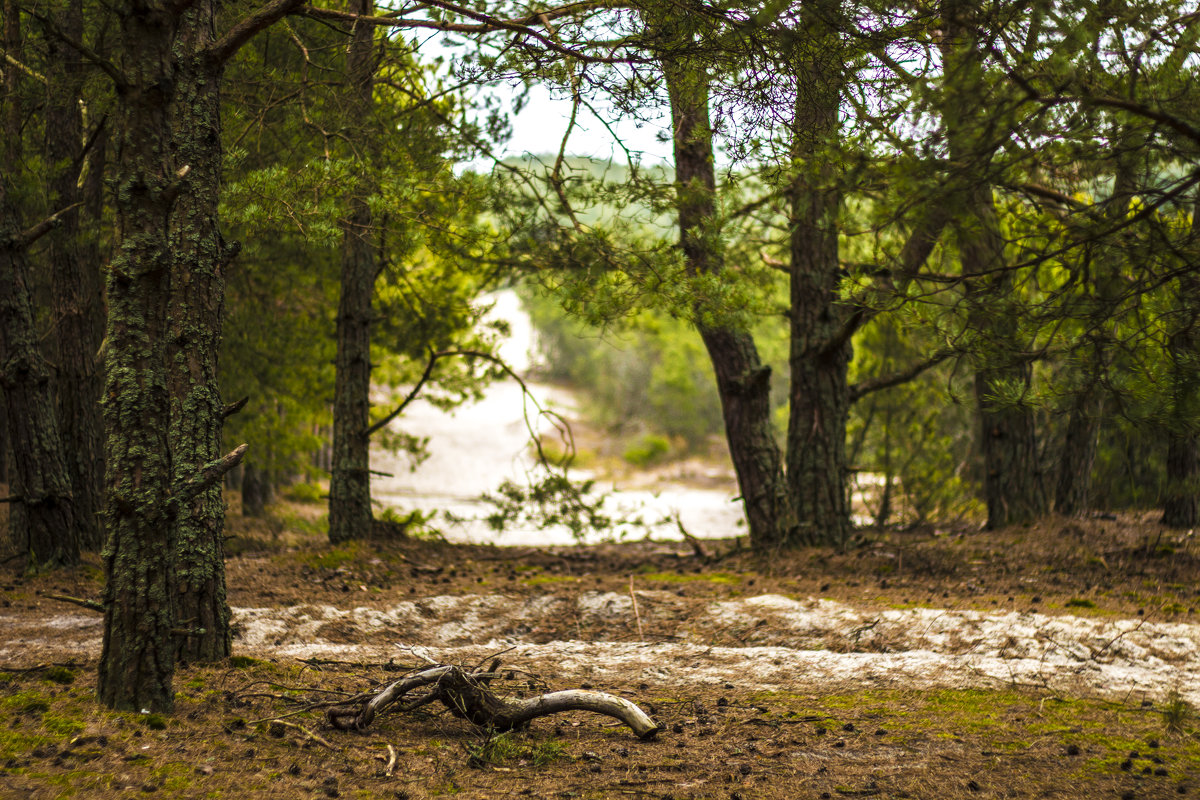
[4, 591, 1197, 705]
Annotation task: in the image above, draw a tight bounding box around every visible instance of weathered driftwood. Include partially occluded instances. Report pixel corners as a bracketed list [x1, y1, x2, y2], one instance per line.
[326, 664, 660, 740]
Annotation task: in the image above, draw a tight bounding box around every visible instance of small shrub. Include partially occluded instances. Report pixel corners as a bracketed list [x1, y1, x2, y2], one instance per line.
[1163, 690, 1192, 735]
[282, 482, 325, 503]
[623, 434, 671, 467]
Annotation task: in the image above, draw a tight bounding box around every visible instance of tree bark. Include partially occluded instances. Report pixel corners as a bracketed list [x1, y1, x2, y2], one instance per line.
[786, 2, 852, 546]
[328, 0, 377, 544]
[43, 0, 105, 552]
[167, 0, 234, 662]
[96, 1, 179, 713]
[1162, 255, 1200, 527]
[1053, 386, 1102, 516]
[659, 40, 797, 551]
[1162, 432, 1198, 528]
[0, 0, 80, 570]
[241, 462, 273, 517]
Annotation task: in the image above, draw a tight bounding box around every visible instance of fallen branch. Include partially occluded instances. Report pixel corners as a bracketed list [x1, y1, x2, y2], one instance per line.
[270, 719, 338, 750]
[327, 663, 661, 740]
[42, 593, 104, 612]
[672, 512, 707, 559]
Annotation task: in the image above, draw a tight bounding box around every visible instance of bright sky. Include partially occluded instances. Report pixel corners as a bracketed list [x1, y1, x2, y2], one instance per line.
[501, 82, 673, 164]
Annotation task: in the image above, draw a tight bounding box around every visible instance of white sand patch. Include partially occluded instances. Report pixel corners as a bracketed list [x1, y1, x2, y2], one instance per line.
[10, 594, 1199, 706]
[218, 592, 1200, 705]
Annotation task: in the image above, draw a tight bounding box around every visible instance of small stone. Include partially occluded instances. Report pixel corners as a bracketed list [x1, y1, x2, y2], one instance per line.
[196, 765, 214, 776]
[672, 723, 685, 734]
[1120, 759, 1134, 771]
[739, 765, 751, 775]
[842, 723, 855, 732]
[833, 740, 846, 749]
[1066, 744, 1080, 756]
[717, 698, 729, 707]
[967, 781, 981, 792]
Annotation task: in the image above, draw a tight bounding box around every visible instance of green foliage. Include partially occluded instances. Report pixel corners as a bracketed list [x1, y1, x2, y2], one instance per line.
[521, 284, 729, 447]
[218, 21, 507, 497]
[623, 434, 672, 467]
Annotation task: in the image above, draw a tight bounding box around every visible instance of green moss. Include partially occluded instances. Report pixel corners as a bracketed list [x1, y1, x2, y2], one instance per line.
[229, 655, 264, 669]
[142, 713, 168, 730]
[522, 574, 578, 586]
[640, 571, 741, 585]
[41, 666, 77, 685]
[41, 713, 85, 737]
[1065, 598, 1097, 609]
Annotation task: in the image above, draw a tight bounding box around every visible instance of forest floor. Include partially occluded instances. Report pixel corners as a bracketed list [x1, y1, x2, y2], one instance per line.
[2, 500, 1200, 799]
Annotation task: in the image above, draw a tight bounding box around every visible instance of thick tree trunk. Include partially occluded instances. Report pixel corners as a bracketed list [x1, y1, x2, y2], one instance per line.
[1162, 266, 1200, 528]
[0, 215, 80, 571]
[167, 0, 233, 662]
[97, 3, 179, 713]
[328, 0, 377, 544]
[786, 6, 851, 546]
[1162, 432, 1198, 528]
[44, 0, 105, 552]
[660, 52, 796, 551]
[0, 2, 80, 570]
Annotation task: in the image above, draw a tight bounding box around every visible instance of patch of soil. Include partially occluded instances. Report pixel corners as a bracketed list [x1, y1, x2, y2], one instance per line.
[2, 505, 1200, 799]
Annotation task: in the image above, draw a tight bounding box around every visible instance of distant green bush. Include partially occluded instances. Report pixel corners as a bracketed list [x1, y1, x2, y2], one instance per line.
[623, 434, 671, 467]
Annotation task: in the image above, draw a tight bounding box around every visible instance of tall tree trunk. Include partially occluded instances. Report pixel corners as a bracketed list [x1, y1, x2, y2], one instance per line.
[1162, 213, 1200, 528]
[44, 0, 105, 552]
[328, 0, 377, 544]
[942, 0, 1043, 529]
[241, 462, 273, 517]
[658, 43, 797, 551]
[786, 2, 852, 546]
[1162, 431, 1198, 528]
[97, 2, 179, 713]
[167, 0, 234, 662]
[0, 1, 80, 570]
[1053, 388, 1102, 516]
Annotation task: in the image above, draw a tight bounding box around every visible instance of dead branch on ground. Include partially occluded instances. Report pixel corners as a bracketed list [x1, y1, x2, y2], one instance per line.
[326, 661, 661, 740]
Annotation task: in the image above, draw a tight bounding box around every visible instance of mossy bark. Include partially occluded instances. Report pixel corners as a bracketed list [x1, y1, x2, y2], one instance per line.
[785, 5, 852, 547]
[167, 0, 233, 662]
[96, 1, 179, 713]
[660, 48, 797, 552]
[1, 0, 80, 570]
[43, 0, 106, 552]
[328, 0, 377, 544]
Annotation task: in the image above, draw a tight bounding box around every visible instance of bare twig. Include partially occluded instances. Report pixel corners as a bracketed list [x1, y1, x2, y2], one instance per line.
[629, 575, 644, 640]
